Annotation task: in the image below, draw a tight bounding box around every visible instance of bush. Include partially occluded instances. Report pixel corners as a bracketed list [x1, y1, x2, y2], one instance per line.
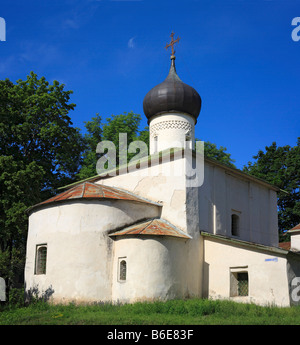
[8, 288, 25, 308]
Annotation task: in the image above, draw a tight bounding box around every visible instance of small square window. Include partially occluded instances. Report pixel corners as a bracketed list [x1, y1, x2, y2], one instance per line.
[230, 268, 248, 297]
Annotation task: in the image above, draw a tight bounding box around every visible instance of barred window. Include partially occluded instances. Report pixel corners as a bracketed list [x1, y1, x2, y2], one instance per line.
[35, 245, 47, 275]
[237, 273, 248, 296]
[230, 268, 248, 297]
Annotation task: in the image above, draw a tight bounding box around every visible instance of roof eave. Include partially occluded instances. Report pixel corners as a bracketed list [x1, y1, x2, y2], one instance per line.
[201, 231, 288, 256]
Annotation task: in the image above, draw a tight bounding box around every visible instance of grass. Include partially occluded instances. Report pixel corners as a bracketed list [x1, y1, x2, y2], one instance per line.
[1, 298, 300, 325]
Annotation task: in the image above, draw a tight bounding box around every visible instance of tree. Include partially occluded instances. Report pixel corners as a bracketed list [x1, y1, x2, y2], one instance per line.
[78, 115, 237, 180]
[243, 138, 300, 241]
[0, 72, 85, 299]
[202, 141, 236, 168]
[76, 113, 103, 180]
[78, 112, 149, 180]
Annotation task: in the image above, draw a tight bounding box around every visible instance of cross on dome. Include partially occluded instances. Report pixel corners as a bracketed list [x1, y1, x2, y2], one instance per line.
[165, 31, 180, 58]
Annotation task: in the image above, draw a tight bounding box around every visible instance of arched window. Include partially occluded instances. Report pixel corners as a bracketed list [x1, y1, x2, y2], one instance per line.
[119, 259, 127, 281]
[185, 134, 192, 149]
[35, 245, 47, 275]
[231, 214, 240, 237]
[154, 136, 158, 153]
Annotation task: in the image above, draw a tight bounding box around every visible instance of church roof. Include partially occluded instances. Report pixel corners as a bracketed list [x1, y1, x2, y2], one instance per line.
[59, 149, 280, 193]
[109, 218, 191, 239]
[143, 56, 201, 123]
[201, 231, 289, 255]
[278, 241, 291, 250]
[288, 223, 300, 233]
[27, 182, 161, 213]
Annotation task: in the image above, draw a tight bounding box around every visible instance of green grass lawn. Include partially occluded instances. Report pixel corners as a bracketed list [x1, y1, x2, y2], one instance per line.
[1, 298, 300, 325]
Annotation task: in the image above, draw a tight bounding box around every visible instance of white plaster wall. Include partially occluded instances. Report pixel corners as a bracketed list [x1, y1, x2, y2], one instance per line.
[100, 155, 279, 302]
[203, 237, 290, 307]
[111, 236, 191, 303]
[291, 233, 300, 251]
[25, 200, 160, 303]
[197, 162, 279, 247]
[149, 113, 195, 154]
[99, 158, 188, 232]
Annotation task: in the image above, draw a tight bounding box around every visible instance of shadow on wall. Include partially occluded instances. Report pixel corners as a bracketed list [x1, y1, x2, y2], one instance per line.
[202, 262, 209, 299]
[25, 284, 55, 303]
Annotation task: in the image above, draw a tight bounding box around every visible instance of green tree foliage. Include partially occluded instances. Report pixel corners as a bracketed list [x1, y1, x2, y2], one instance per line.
[78, 112, 149, 180]
[243, 138, 300, 240]
[202, 141, 236, 168]
[77, 113, 103, 180]
[78, 115, 237, 181]
[0, 72, 85, 297]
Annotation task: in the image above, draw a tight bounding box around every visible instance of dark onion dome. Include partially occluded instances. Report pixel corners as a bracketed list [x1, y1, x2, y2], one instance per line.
[143, 56, 201, 123]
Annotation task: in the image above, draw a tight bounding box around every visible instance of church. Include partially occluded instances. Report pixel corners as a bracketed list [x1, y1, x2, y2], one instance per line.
[24, 34, 300, 307]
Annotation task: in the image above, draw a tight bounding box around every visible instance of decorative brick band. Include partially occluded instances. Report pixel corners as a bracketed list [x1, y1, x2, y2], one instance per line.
[150, 120, 192, 137]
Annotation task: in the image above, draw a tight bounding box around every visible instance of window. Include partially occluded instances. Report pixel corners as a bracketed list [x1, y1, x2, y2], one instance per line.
[185, 134, 192, 149]
[230, 268, 248, 297]
[154, 136, 158, 153]
[118, 257, 127, 282]
[35, 244, 47, 275]
[231, 214, 240, 236]
[237, 273, 249, 296]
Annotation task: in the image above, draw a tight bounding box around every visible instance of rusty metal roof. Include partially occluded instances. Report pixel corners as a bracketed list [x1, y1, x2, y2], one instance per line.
[278, 241, 291, 250]
[109, 219, 191, 239]
[28, 182, 161, 213]
[289, 223, 300, 232]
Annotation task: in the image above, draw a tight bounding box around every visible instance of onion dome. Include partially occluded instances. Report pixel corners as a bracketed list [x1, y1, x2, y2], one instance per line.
[143, 56, 201, 123]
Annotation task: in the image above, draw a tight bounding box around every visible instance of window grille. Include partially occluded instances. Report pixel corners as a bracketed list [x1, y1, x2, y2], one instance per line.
[35, 245, 47, 275]
[230, 268, 249, 297]
[237, 272, 248, 296]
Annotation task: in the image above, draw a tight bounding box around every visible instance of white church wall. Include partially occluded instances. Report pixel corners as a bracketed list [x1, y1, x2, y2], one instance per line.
[111, 236, 191, 303]
[98, 158, 188, 232]
[197, 162, 278, 247]
[248, 182, 278, 246]
[203, 236, 290, 307]
[99, 157, 205, 300]
[225, 173, 249, 238]
[291, 233, 300, 252]
[149, 113, 195, 154]
[25, 200, 160, 304]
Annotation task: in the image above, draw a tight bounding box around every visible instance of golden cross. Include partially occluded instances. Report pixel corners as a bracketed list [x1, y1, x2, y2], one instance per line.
[165, 31, 180, 57]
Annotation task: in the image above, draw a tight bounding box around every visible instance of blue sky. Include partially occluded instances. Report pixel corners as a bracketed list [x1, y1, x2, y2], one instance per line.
[1, 0, 299, 169]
